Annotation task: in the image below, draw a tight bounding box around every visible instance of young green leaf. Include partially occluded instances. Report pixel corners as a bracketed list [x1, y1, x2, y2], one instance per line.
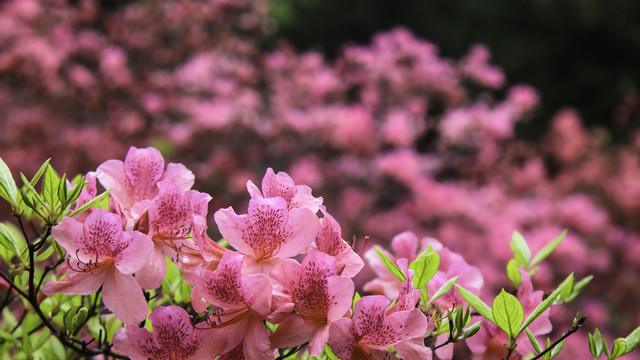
[526, 328, 542, 353]
[623, 326, 640, 355]
[0, 157, 20, 213]
[455, 284, 495, 323]
[564, 275, 593, 303]
[517, 273, 574, 337]
[589, 329, 604, 357]
[43, 165, 61, 210]
[374, 245, 406, 282]
[550, 338, 565, 358]
[426, 276, 459, 308]
[511, 231, 531, 265]
[506, 259, 522, 287]
[492, 289, 524, 339]
[530, 230, 566, 267]
[409, 251, 439, 296]
[459, 321, 482, 340]
[68, 189, 110, 218]
[610, 338, 627, 359]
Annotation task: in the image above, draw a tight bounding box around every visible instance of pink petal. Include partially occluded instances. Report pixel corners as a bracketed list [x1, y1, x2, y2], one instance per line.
[246, 180, 263, 198]
[243, 318, 275, 360]
[367, 308, 427, 349]
[276, 207, 321, 259]
[114, 231, 153, 275]
[270, 315, 315, 349]
[51, 217, 84, 259]
[391, 231, 419, 261]
[103, 267, 149, 325]
[353, 296, 390, 338]
[149, 306, 203, 356]
[395, 337, 434, 360]
[242, 273, 273, 317]
[150, 180, 193, 237]
[42, 267, 106, 296]
[198, 252, 245, 308]
[134, 246, 167, 289]
[269, 259, 301, 293]
[214, 207, 255, 256]
[329, 318, 358, 359]
[97, 159, 132, 207]
[308, 323, 331, 356]
[81, 209, 124, 261]
[123, 146, 165, 203]
[326, 276, 355, 322]
[113, 327, 148, 360]
[164, 163, 195, 192]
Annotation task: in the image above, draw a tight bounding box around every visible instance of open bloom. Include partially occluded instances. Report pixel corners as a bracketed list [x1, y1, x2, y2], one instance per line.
[43, 209, 152, 324]
[214, 195, 320, 273]
[269, 250, 354, 356]
[97, 146, 194, 212]
[194, 252, 275, 360]
[247, 167, 323, 213]
[113, 306, 212, 360]
[329, 295, 428, 360]
[310, 209, 364, 278]
[130, 180, 212, 289]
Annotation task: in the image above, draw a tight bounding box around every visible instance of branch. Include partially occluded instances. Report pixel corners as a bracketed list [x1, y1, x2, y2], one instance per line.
[530, 314, 587, 360]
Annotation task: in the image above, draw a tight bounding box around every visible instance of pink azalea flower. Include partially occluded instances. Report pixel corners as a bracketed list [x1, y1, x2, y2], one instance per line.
[269, 250, 354, 356]
[194, 252, 275, 360]
[130, 180, 212, 289]
[43, 209, 152, 324]
[113, 306, 214, 360]
[310, 209, 364, 278]
[329, 295, 428, 360]
[214, 195, 321, 273]
[465, 269, 552, 359]
[96, 146, 194, 212]
[247, 167, 323, 213]
[363, 231, 429, 299]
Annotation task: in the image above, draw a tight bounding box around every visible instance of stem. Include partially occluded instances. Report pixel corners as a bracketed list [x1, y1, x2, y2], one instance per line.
[530, 315, 586, 360]
[431, 317, 456, 351]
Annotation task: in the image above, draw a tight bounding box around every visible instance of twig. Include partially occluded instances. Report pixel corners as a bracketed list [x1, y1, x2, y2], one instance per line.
[530, 315, 586, 360]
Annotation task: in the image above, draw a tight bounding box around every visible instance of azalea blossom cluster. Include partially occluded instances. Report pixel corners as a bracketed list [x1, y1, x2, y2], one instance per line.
[33, 146, 599, 359]
[3, 0, 640, 355]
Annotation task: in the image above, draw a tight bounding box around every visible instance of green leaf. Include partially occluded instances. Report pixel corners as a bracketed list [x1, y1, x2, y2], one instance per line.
[517, 273, 574, 337]
[35, 243, 55, 262]
[0, 157, 20, 213]
[323, 344, 340, 360]
[590, 329, 604, 357]
[409, 250, 439, 304]
[32, 328, 50, 352]
[551, 338, 565, 358]
[511, 231, 531, 265]
[29, 159, 51, 186]
[374, 245, 406, 282]
[526, 328, 542, 353]
[459, 321, 481, 340]
[426, 276, 459, 308]
[63, 305, 82, 332]
[352, 292, 361, 313]
[564, 275, 593, 303]
[623, 326, 640, 355]
[43, 165, 61, 209]
[57, 173, 68, 205]
[492, 289, 524, 339]
[455, 284, 494, 323]
[68, 189, 110, 218]
[530, 230, 566, 266]
[506, 259, 522, 288]
[610, 338, 627, 359]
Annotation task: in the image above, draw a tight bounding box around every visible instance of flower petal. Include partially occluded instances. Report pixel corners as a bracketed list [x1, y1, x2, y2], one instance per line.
[114, 231, 153, 275]
[270, 315, 315, 350]
[103, 267, 149, 325]
[113, 327, 148, 360]
[164, 162, 195, 192]
[97, 159, 132, 207]
[42, 267, 107, 296]
[214, 207, 255, 256]
[134, 246, 166, 289]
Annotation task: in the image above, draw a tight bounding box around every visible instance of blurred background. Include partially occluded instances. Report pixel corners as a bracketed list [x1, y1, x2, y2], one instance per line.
[1, 0, 639, 358]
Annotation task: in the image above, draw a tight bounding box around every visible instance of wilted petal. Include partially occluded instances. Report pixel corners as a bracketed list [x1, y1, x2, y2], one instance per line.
[103, 268, 148, 325]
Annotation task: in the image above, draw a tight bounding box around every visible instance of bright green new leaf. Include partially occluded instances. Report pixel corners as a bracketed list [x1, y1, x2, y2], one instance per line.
[43, 165, 61, 210]
[623, 326, 640, 355]
[409, 250, 439, 298]
[526, 328, 542, 353]
[511, 231, 531, 265]
[68, 189, 110, 218]
[0, 157, 20, 213]
[57, 173, 68, 205]
[518, 273, 574, 337]
[492, 289, 524, 339]
[426, 276, 459, 308]
[455, 284, 494, 323]
[323, 344, 339, 360]
[459, 321, 482, 340]
[551, 338, 565, 358]
[530, 230, 566, 267]
[564, 275, 593, 303]
[374, 245, 406, 282]
[506, 259, 522, 288]
[611, 338, 627, 358]
[352, 292, 362, 312]
[590, 329, 604, 357]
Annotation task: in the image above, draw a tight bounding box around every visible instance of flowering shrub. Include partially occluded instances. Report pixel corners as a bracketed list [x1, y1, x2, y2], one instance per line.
[1, 150, 639, 359]
[2, 0, 640, 358]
